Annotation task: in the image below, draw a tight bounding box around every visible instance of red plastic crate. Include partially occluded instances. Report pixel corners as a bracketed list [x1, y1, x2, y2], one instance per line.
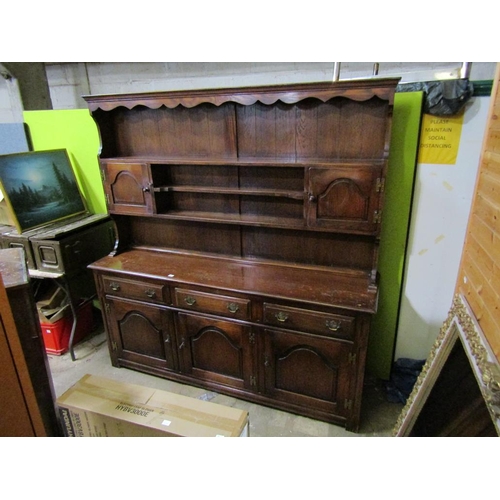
[41, 301, 94, 355]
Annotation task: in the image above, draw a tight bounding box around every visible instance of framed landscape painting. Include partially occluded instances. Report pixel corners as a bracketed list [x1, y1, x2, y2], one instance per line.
[0, 149, 87, 233]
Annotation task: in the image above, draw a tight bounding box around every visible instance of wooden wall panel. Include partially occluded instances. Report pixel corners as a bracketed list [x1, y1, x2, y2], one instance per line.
[456, 63, 500, 362]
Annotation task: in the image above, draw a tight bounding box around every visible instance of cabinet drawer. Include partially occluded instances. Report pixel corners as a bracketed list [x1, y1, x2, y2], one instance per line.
[174, 288, 250, 320]
[263, 303, 354, 340]
[102, 276, 167, 303]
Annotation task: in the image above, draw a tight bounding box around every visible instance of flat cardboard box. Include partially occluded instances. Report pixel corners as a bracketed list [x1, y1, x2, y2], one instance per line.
[57, 374, 249, 437]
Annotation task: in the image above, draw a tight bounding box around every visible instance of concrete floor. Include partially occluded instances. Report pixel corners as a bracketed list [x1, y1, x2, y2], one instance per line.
[47, 323, 404, 437]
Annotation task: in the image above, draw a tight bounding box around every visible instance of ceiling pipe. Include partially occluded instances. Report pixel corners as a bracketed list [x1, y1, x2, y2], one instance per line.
[332, 62, 341, 82]
[460, 62, 472, 79]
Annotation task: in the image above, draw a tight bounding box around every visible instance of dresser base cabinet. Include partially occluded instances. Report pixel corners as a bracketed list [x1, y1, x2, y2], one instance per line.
[85, 80, 400, 432]
[91, 249, 373, 432]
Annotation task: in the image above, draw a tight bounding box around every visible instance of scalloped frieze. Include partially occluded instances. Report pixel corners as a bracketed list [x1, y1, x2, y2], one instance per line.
[84, 78, 400, 112]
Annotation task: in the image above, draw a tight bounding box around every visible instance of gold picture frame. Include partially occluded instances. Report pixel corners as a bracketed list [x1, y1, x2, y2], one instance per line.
[393, 294, 500, 437]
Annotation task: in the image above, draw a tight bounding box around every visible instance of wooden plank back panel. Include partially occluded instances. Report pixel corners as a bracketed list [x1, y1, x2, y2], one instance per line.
[320, 97, 387, 159]
[110, 104, 237, 158]
[236, 97, 389, 160]
[456, 63, 500, 362]
[236, 102, 296, 158]
[241, 226, 375, 270]
[127, 217, 242, 256]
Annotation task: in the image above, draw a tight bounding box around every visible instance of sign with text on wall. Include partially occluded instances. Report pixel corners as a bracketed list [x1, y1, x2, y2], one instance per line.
[417, 111, 465, 165]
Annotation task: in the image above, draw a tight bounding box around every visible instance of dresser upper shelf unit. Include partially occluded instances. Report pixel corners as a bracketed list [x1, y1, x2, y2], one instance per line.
[86, 79, 397, 161]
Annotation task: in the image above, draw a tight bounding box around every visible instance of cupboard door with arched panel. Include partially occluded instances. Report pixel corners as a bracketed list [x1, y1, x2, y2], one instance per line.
[101, 162, 155, 215]
[176, 312, 256, 392]
[106, 297, 177, 372]
[263, 328, 355, 422]
[306, 165, 384, 234]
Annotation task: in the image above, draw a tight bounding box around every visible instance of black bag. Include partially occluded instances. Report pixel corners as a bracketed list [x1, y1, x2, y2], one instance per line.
[397, 78, 474, 116]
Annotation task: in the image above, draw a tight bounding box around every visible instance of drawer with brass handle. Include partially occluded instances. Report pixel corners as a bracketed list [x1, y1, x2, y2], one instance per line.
[174, 288, 250, 320]
[263, 303, 354, 340]
[102, 276, 167, 303]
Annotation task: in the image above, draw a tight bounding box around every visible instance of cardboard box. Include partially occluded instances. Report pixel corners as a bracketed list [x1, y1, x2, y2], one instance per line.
[57, 374, 249, 437]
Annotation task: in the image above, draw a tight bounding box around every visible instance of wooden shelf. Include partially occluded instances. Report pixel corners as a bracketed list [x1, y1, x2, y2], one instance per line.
[104, 156, 386, 168]
[155, 211, 306, 229]
[110, 209, 381, 235]
[153, 186, 305, 200]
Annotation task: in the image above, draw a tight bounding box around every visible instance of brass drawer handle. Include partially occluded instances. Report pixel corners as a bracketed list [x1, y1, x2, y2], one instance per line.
[145, 289, 156, 298]
[109, 282, 121, 291]
[326, 319, 341, 332]
[184, 296, 197, 306]
[227, 302, 240, 314]
[275, 311, 289, 323]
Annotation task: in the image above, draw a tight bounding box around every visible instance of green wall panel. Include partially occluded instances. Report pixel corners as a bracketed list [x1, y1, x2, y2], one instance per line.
[368, 91, 423, 379]
[23, 95, 423, 380]
[23, 109, 105, 214]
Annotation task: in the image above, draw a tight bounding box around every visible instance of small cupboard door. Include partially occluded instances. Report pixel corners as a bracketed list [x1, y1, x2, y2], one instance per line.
[306, 166, 383, 233]
[176, 313, 256, 392]
[262, 328, 354, 418]
[102, 162, 155, 214]
[106, 298, 176, 371]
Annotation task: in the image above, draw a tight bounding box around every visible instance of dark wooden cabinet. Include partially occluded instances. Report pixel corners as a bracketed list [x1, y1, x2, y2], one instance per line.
[85, 79, 399, 431]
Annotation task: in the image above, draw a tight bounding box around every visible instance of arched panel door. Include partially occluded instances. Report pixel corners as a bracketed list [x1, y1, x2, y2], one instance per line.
[106, 297, 176, 371]
[306, 165, 383, 234]
[176, 312, 255, 392]
[263, 328, 354, 419]
[102, 162, 154, 214]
